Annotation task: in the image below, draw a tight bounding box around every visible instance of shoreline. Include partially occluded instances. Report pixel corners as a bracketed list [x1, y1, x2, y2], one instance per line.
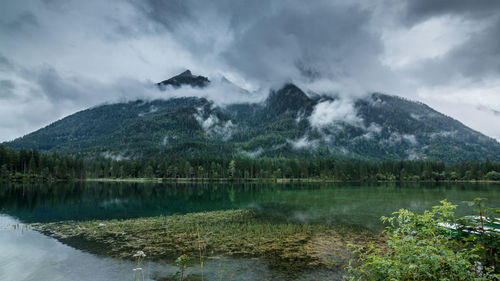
[84, 178, 500, 184]
[2, 177, 500, 184]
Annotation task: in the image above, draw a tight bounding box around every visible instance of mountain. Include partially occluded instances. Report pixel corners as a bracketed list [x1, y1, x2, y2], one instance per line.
[5, 70, 500, 162]
[157, 70, 209, 89]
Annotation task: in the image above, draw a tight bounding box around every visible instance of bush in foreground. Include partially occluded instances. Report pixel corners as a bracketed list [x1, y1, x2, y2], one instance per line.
[346, 200, 499, 280]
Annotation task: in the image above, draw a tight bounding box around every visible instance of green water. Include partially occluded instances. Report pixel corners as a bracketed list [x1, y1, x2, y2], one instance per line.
[0, 181, 499, 281]
[1, 181, 499, 229]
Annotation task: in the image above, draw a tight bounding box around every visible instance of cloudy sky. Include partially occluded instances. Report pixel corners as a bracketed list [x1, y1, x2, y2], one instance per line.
[0, 0, 499, 142]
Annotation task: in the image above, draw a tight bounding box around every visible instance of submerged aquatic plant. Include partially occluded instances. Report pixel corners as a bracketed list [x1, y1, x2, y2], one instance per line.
[134, 251, 147, 258]
[32, 209, 379, 275]
[174, 254, 193, 281]
[197, 228, 206, 281]
[133, 250, 146, 281]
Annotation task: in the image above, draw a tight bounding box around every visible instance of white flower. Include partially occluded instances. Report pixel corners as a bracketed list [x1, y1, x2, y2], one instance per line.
[133, 250, 146, 257]
[98, 223, 106, 227]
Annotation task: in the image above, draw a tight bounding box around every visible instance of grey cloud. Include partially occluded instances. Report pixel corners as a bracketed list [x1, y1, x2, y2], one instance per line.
[389, 0, 500, 86]
[0, 11, 38, 31]
[133, 0, 270, 32]
[133, 0, 385, 90]
[408, 17, 500, 85]
[129, 0, 193, 31]
[28, 65, 158, 105]
[449, 18, 500, 79]
[477, 105, 500, 116]
[223, 3, 380, 82]
[0, 80, 15, 99]
[0, 54, 13, 71]
[403, 0, 500, 23]
[0, 0, 499, 141]
[35, 66, 83, 102]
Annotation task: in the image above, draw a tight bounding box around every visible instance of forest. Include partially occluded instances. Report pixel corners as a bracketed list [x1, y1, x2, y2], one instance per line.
[1, 145, 500, 182]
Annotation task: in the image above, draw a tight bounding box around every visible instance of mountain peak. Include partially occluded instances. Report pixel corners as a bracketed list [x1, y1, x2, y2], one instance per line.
[269, 83, 308, 100]
[157, 70, 210, 89]
[179, 70, 192, 76]
[266, 83, 312, 115]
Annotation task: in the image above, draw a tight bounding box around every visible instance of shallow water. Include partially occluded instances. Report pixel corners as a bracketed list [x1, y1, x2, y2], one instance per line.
[1, 181, 499, 280]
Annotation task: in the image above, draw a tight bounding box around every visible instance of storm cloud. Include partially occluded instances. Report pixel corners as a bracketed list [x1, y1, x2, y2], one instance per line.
[0, 0, 499, 141]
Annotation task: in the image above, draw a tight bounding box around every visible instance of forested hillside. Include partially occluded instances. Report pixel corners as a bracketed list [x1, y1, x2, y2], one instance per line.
[5, 71, 500, 162]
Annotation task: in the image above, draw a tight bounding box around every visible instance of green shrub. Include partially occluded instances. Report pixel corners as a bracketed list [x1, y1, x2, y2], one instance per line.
[485, 171, 500, 181]
[346, 200, 498, 280]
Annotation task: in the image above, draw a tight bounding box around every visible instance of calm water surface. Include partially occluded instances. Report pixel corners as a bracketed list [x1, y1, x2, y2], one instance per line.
[1, 182, 499, 280]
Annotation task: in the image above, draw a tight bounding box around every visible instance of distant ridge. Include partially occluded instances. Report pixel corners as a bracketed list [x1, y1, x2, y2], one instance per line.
[5, 70, 500, 162]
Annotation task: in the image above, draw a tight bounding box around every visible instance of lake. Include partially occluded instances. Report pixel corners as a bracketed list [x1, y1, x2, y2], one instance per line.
[1, 181, 499, 280]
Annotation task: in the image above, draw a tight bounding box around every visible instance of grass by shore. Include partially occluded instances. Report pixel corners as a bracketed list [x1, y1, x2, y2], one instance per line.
[31, 209, 382, 273]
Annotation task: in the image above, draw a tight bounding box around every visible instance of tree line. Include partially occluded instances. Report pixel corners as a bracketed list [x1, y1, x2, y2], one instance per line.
[1, 145, 500, 181]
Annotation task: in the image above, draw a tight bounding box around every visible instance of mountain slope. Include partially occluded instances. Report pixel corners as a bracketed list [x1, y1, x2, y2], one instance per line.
[5, 71, 500, 162]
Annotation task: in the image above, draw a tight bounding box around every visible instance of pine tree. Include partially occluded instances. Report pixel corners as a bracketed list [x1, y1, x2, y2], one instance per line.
[228, 160, 236, 178]
[0, 164, 8, 179]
